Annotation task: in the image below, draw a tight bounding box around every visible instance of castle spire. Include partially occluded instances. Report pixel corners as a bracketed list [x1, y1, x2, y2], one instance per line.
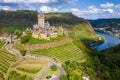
[38, 11, 45, 28]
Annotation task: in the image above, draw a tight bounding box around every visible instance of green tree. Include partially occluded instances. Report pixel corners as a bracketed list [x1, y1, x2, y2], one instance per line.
[50, 64, 57, 71]
[25, 29, 32, 36]
[65, 60, 71, 66]
[68, 72, 80, 80]
[70, 61, 78, 70]
[20, 35, 30, 43]
[57, 28, 62, 35]
[14, 30, 22, 38]
[9, 71, 19, 77]
[20, 49, 26, 56]
[60, 75, 68, 80]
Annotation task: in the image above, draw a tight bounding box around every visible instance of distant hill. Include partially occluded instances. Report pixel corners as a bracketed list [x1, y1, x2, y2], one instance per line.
[0, 10, 37, 30]
[45, 12, 87, 26]
[89, 18, 120, 29]
[0, 10, 89, 27]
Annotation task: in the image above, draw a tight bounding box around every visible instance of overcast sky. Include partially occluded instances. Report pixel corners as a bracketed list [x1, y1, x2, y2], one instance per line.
[0, 0, 120, 19]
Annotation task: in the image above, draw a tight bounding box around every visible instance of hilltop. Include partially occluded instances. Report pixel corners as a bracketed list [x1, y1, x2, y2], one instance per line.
[0, 10, 98, 41]
[0, 10, 88, 27]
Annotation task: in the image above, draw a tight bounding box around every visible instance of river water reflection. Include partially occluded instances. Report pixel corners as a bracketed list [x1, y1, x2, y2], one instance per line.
[91, 32, 120, 51]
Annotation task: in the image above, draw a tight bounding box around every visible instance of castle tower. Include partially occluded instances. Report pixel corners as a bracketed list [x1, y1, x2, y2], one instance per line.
[38, 12, 45, 28]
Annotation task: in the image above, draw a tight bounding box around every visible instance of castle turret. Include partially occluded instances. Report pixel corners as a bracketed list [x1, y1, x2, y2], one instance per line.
[38, 12, 45, 28]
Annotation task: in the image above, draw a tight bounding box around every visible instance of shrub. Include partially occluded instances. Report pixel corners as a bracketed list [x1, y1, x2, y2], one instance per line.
[65, 60, 71, 65]
[20, 49, 26, 56]
[60, 75, 68, 80]
[9, 71, 19, 77]
[70, 61, 78, 70]
[20, 35, 30, 43]
[0, 73, 4, 80]
[25, 29, 32, 36]
[14, 30, 22, 38]
[50, 64, 57, 71]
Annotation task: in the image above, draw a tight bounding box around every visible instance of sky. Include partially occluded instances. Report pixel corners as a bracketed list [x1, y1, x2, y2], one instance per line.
[0, 0, 120, 19]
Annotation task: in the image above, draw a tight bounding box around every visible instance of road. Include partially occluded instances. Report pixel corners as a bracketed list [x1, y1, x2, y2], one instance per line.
[5, 43, 65, 80]
[5, 43, 21, 56]
[24, 55, 65, 80]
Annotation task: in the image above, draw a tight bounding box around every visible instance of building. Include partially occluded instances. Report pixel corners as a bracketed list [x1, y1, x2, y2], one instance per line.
[38, 12, 45, 28]
[32, 12, 66, 40]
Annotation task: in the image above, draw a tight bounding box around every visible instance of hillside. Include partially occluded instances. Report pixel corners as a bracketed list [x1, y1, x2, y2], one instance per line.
[89, 18, 120, 29]
[0, 10, 98, 41]
[0, 10, 100, 80]
[0, 10, 89, 27]
[90, 44, 120, 80]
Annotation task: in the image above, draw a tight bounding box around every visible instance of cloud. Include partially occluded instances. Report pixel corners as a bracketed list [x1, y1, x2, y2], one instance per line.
[88, 6, 99, 14]
[115, 5, 120, 8]
[70, 6, 100, 16]
[100, 2, 114, 8]
[18, 4, 35, 10]
[102, 9, 114, 13]
[0, 6, 11, 10]
[2, 0, 57, 3]
[70, 8, 79, 12]
[0, 0, 119, 19]
[40, 5, 58, 13]
[69, 5, 115, 19]
[1, 0, 77, 4]
[0, 0, 77, 11]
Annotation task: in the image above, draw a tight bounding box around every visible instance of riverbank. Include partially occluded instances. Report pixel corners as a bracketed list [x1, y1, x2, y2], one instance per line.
[95, 30, 120, 39]
[91, 31, 120, 51]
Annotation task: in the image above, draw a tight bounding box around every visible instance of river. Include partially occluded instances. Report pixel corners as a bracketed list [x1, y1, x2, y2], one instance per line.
[91, 31, 120, 51]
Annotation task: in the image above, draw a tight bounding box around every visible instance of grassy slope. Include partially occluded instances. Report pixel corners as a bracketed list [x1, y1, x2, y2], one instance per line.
[27, 35, 66, 44]
[30, 43, 88, 62]
[0, 42, 16, 80]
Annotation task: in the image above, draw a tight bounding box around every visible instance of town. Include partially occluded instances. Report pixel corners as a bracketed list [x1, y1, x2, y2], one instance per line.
[94, 27, 120, 38]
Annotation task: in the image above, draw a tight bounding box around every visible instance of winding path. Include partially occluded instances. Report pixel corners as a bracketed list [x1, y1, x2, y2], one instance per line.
[5, 43, 65, 80]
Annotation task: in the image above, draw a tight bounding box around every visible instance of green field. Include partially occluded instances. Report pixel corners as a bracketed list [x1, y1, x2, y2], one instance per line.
[0, 41, 4, 48]
[30, 43, 87, 62]
[68, 24, 98, 40]
[27, 35, 66, 44]
[8, 70, 33, 80]
[0, 49, 16, 79]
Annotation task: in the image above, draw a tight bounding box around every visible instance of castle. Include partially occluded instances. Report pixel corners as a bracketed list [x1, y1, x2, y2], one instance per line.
[32, 12, 66, 40]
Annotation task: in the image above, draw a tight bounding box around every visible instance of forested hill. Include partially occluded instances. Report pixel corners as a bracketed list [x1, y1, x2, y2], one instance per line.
[0, 10, 89, 27]
[0, 10, 37, 27]
[89, 18, 120, 28]
[91, 44, 120, 80]
[45, 12, 87, 26]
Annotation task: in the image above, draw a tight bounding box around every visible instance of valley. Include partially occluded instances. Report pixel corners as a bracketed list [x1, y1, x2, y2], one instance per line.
[0, 10, 120, 80]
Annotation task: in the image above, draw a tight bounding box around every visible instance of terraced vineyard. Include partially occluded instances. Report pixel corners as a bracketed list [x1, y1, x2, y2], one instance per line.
[0, 49, 16, 79]
[30, 43, 88, 62]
